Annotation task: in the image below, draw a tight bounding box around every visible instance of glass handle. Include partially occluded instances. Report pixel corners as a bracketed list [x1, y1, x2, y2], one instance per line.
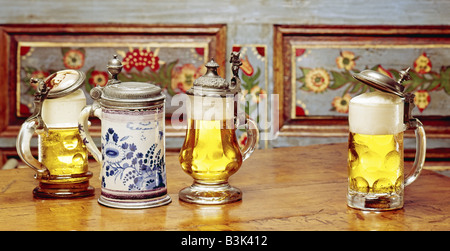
[78, 105, 102, 163]
[16, 120, 50, 179]
[240, 115, 259, 161]
[404, 118, 426, 187]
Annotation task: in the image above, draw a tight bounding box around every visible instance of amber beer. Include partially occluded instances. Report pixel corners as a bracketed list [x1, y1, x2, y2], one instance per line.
[348, 132, 404, 193]
[35, 89, 94, 197]
[347, 91, 406, 210]
[178, 93, 254, 204]
[179, 94, 242, 181]
[38, 127, 90, 183]
[179, 118, 242, 182]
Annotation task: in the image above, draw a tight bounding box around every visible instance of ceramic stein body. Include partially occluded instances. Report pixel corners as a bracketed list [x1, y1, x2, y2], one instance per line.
[78, 56, 171, 209]
[17, 70, 94, 198]
[348, 69, 426, 211]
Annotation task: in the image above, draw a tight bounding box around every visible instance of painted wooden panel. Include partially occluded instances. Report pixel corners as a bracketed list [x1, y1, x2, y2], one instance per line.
[293, 46, 450, 118]
[0, 24, 227, 138]
[17, 44, 208, 117]
[274, 25, 450, 158]
[231, 44, 269, 148]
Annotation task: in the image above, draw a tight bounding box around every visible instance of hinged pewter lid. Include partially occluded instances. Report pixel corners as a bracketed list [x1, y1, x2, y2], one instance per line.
[352, 68, 411, 97]
[353, 67, 417, 125]
[25, 69, 85, 131]
[186, 53, 242, 97]
[90, 55, 165, 108]
[41, 69, 85, 99]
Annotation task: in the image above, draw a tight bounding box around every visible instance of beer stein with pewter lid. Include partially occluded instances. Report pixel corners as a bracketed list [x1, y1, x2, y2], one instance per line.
[178, 53, 259, 204]
[347, 68, 426, 210]
[78, 55, 171, 209]
[17, 69, 95, 198]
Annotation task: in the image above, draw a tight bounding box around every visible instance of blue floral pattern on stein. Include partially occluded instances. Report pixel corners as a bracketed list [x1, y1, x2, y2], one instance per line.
[98, 108, 167, 195]
[101, 127, 166, 191]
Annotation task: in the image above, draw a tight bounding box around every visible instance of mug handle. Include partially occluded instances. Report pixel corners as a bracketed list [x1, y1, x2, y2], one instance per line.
[16, 120, 50, 179]
[240, 115, 259, 161]
[404, 118, 426, 186]
[78, 105, 103, 163]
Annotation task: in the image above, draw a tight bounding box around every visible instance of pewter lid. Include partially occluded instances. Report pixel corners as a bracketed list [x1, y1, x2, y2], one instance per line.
[186, 57, 242, 97]
[352, 68, 411, 97]
[43, 69, 85, 99]
[186, 59, 230, 96]
[100, 81, 164, 104]
[353, 68, 418, 125]
[90, 55, 165, 108]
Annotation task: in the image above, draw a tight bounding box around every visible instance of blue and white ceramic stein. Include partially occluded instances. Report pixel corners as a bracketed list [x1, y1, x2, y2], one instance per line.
[78, 55, 171, 209]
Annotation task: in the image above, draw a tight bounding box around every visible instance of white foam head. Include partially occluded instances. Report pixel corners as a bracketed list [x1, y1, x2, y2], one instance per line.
[42, 89, 86, 128]
[189, 95, 235, 121]
[349, 91, 405, 135]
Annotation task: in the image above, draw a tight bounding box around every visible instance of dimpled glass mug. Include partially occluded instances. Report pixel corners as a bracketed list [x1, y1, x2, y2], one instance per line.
[348, 69, 426, 210]
[78, 56, 171, 209]
[17, 69, 94, 198]
[178, 54, 259, 205]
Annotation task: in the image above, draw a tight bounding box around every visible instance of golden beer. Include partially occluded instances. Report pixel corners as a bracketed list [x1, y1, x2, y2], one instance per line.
[348, 132, 404, 194]
[348, 70, 427, 210]
[347, 91, 406, 210]
[17, 76, 94, 198]
[179, 119, 242, 182]
[38, 127, 90, 183]
[178, 57, 259, 204]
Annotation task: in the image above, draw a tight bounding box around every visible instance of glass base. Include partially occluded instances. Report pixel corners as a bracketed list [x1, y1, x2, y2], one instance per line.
[33, 181, 95, 199]
[98, 194, 172, 209]
[347, 191, 403, 211]
[179, 181, 242, 205]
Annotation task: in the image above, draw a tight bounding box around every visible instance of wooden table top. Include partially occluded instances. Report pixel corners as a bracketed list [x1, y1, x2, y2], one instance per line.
[1, 143, 449, 231]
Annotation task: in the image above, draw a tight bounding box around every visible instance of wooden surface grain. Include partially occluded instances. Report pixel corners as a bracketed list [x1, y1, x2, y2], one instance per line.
[0, 143, 449, 231]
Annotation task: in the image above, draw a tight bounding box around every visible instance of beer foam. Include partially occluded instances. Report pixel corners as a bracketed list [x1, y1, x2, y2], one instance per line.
[42, 89, 86, 128]
[189, 95, 235, 121]
[350, 90, 403, 106]
[349, 91, 405, 135]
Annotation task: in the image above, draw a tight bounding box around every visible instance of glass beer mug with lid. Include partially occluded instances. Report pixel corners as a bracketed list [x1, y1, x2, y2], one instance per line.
[178, 53, 259, 204]
[348, 68, 426, 210]
[78, 55, 171, 209]
[17, 69, 95, 198]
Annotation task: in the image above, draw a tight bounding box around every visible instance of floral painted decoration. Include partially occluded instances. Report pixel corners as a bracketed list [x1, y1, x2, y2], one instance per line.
[240, 55, 254, 76]
[101, 127, 165, 191]
[232, 45, 267, 144]
[414, 90, 431, 112]
[171, 63, 205, 93]
[18, 44, 207, 117]
[413, 53, 432, 74]
[122, 48, 160, 72]
[303, 68, 330, 93]
[238, 132, 248, 149]
[88, 70, 109, 87]
[335, 51, 358, 71]
[84, 47, 206, 96]
[62, 48, 85, 70]
[331, 93, 352, 113]
[297, 49, 450, 114]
